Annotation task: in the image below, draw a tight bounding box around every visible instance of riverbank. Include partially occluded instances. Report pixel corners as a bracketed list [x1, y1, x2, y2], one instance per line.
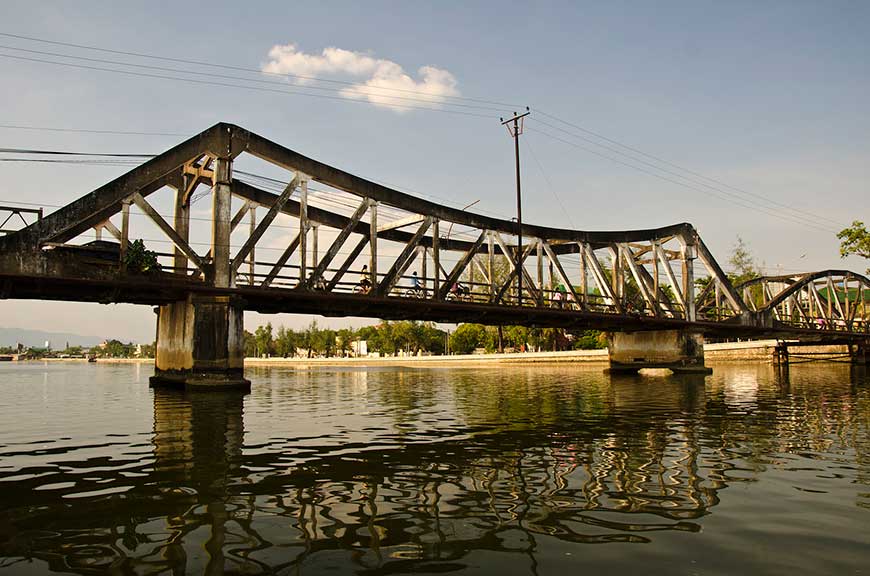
[245, 340, 852, 367]
[16, 340, 853, 367]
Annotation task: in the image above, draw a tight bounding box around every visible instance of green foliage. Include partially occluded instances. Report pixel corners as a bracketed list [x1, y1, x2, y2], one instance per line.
[101, 339, 136, 358]
[837, 221, 870, 273]
[254, 323, 274, 357]
[449, 323, 487, 354]
[573, 330, 607, 350]
[728, 236, 761, 285]
[123, 239, 161, 273]
[274, 326, 297, 357]
[244, 320, 447, 358]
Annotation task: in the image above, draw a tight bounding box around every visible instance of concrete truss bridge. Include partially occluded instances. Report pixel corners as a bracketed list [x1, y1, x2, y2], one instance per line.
[0, 123, 867, 387]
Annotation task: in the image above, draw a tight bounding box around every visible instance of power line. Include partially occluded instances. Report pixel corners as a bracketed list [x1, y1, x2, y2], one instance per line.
[0, 33, 851, 234]
[0, 31, 520, 109]
[533, 108, 845, 229]
[0, 147, 152, 157]
[523, 136, 575, 228]
[526, 126, 839, 234]
[0, 52, 496, 119]
[0, 124, 189, 137]
[0, 148, 515, 219]
[533, 116, 844, 232]
[0, 44, 507, 114]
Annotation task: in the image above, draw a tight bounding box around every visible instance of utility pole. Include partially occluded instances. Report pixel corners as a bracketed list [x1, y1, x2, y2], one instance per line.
[501, 107, 530, 305]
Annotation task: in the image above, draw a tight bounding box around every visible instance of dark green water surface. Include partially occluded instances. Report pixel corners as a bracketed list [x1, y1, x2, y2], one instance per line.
[0, 362, 868, 574]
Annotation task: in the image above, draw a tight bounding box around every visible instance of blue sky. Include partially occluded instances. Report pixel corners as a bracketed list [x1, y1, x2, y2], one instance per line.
[1, 1, 868, 341]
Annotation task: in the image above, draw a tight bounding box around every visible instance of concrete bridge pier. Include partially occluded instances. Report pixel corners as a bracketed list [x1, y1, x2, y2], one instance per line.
[850, 341, 869, 365]
[150, 294, 250, 390]
[606, 329, 712, 374]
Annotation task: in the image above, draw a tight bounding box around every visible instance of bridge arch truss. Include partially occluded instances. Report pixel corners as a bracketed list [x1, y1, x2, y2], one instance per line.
[0, 123, 865, 339]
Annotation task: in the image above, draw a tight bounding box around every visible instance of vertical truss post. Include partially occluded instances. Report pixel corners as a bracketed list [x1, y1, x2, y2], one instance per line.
[248, 205, 256, 285]
[421, 246, 428, 297]
[488, 231, 495, 301]
[844, 277, 851, 321]
[369, 200, 378, 287]
[579, 244, 587, 308]
[120, 199, 130, 268]
[311, 223, 319, 278]
[299, 176, 309, 284]
[611, 245, 624, 307]
[681, 240, 696, 322]
[432, 219, 440, 298]
[212, 156, 233, 288]
[536, 239, 544, 306]
[432, 220, 441, 299]
[174, 176, 191, 274]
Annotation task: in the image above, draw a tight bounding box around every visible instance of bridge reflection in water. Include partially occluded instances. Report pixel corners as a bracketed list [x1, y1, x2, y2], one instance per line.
[1, 365, 868, 573]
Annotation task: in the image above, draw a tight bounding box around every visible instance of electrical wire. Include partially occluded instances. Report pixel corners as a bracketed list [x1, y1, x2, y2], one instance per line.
[0, 124, 189, 137]
[0, 31, 520, 109]
[0, 33, 848, 234]
[0, 44, 507, 114]
[532, 108, 845, 228]
[526, 125, 839, 234]
[0, 52, 497, 119]
[523, 136, 575, 228]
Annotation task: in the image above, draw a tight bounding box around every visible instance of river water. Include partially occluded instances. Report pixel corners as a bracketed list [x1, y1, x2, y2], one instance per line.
[0, 361, 867, 575]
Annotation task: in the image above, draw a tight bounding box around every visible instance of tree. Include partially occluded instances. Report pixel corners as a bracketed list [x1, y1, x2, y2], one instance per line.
[274, 326, 297, 357]
[336, 328, 355, 357]
[449, 323, 486, 354]
[574, 330, 607, 350]
[254, 323, 273, 357]
[728, 236, 761, 285]
[838, 221, 870, 273]
[243, 330, 257, 357]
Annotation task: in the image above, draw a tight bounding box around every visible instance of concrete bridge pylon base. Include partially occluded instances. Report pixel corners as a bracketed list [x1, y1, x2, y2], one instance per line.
[150, 294, 250, 391]
[605, 329, 712, 375]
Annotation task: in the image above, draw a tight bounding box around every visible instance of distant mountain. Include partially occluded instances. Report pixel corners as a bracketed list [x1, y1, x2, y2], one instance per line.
[0, 327, 104, 348]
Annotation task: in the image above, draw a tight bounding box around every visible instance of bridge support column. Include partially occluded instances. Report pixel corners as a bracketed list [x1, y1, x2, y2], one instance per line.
[150, 294, 250, 390]
[606, 330, 712, 374]
[850, 341, 869, 365]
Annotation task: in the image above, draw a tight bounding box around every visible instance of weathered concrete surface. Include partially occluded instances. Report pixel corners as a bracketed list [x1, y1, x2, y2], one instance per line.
[606, 330, 711, 374]
[151, 294, 249, 390]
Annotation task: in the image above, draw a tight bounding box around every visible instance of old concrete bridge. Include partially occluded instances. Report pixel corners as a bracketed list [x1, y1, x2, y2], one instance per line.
[0, 123, 867, 387]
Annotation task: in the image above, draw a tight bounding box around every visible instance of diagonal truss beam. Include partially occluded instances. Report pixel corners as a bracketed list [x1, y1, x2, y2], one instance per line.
[376, 217, 432, 297]
[261, 232, 301, 288]
[327, 235, 369, 291]
[232, 176, 299, 272]
[541, 240, 581, 308]
[583, 243, 622, 313]
[131, 192, 205, 272]
[694, 235, 748, 314]
[437, 230, 487, 300]
[619, 243, 660, 314]
[492, 233, 537, 304]
[307, 198, 369, 287]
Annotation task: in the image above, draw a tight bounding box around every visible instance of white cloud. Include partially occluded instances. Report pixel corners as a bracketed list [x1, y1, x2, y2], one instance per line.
[261, 43, 460, 112]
